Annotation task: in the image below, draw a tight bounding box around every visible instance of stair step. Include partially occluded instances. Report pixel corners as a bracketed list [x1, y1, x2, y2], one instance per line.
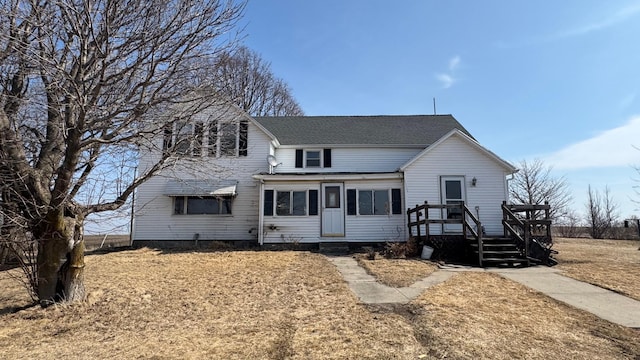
[482, 257, 528, 263]
[477, 250, 521, 255]
[318, 242, 350, 254]
[469, 243, 518, 248]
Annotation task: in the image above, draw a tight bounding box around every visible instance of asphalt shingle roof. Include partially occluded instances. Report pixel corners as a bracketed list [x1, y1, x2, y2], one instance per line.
[253, 115, 473, 146]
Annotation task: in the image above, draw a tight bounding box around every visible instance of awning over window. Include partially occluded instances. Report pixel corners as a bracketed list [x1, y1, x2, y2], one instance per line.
[163, 180, 237, 197]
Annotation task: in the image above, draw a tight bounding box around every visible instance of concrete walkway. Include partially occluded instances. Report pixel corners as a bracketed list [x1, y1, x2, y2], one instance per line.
[489, 266, 640, 328]
[329, 256, 640, 328]
[328, 256, 455, 304]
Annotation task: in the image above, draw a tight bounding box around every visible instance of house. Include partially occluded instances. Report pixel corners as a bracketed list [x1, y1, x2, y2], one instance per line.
[132, 105, 518, 251]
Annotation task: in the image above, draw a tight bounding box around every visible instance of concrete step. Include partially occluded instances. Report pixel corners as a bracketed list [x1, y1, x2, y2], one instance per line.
[318, 242, 350, 254]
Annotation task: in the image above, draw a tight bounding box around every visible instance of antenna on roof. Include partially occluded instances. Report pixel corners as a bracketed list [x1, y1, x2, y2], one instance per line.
[433, 97, 437, 115]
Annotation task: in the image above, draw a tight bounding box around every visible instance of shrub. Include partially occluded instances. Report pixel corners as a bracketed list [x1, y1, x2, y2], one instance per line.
[383, 237, 420, 259]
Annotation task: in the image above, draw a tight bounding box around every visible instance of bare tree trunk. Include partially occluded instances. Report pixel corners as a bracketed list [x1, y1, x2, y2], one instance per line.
[64, 219, 86, 302]
[35, 211, 85, 304]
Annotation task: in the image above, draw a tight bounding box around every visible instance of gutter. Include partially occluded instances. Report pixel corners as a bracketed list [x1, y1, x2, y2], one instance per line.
[252, 172, 404, 182]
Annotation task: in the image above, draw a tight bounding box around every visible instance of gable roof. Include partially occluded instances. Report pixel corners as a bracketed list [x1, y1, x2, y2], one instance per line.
[400, 129, 517, 173]
[253, 115, 473, 146]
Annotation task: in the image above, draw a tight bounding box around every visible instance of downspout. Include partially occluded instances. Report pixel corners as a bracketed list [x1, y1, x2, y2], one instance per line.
[505, 172, 516, 204]
[258, 179, 265, 246]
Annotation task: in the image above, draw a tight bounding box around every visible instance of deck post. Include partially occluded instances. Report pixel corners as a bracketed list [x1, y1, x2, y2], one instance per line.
[524, 221, 530, 265]
[502, 201, 508, 238]
[407, 207, 413, 238]
[545, 201, 551, 242]
[424, 201, 429, 242]
[416, 204, 422, 241]
[461, 201, 467, 239]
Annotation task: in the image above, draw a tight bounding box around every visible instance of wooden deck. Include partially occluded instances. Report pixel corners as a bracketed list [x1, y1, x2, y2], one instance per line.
[407, 201, 556, 266]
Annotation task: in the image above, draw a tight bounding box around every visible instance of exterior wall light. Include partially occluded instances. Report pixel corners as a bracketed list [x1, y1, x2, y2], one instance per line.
[471, 177, 477, 187]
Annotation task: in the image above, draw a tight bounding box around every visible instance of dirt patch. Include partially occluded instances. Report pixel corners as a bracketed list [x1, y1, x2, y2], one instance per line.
[555, 238, 640, 301]
[354, 254, 438, 287]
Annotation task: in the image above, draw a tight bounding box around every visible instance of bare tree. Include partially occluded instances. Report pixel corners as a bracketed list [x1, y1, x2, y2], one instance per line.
[585, 185, 619, 239]
[554, 209, 582, 238]
[0, 0, 245, 304]
[509, 159, 573, 221]
[207, 46, 304, 116]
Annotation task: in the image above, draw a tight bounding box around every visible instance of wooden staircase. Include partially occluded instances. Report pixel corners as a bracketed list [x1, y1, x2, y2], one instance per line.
[407, 200, 557, 267]
[468, 237, 528, 266]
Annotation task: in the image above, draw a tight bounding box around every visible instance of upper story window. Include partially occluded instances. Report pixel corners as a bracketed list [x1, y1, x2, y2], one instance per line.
[305, 151, 321, 167]
[163, 119, 248, 157]
[295, 148, 331, 169]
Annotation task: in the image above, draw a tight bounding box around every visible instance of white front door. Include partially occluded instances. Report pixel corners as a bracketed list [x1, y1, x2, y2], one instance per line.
[441, 176, 466, 233]
[321, 183, 345, 236]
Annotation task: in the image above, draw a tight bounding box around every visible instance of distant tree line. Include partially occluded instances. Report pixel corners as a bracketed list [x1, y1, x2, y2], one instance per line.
[509, 159, 632, 240]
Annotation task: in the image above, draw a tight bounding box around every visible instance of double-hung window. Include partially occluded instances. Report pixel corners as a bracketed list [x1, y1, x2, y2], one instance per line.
[305, 151, 321, 167]
[358, 190, 390, 215]
[295, 149, 331, 168]
[276, 191, 307, 216]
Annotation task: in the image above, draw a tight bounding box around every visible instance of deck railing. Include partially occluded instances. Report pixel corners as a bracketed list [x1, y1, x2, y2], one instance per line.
[501, 201, 552, 262]
[407, 201, 483, 264]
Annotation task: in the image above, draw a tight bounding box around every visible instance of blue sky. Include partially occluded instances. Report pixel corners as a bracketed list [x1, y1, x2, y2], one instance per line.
[240, 0, 640, 219]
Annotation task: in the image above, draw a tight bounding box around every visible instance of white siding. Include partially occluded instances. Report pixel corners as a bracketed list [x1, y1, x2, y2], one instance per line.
[274, 147, 421, 173]
[262, 179, 405, 243]
[133, 120, 273, 241]
[403, 135, 510, 236]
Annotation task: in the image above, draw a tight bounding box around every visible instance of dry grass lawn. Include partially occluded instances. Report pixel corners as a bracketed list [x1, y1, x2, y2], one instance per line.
[0, 249, 423, 359]
[1, 248, 639, 359]
[554, 237, 640, 301]
[355, 254, 438, 287]
[411, 272, 640, 359]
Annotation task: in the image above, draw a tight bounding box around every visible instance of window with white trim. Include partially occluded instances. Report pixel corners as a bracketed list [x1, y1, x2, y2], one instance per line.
[305, 150, 321, 167]
[358, 190, 389, 215]
[347, 188, 402, 216]
[162, 119, 248, 157]
[276, 190, 307, 216]
[173, 196, 232, 215]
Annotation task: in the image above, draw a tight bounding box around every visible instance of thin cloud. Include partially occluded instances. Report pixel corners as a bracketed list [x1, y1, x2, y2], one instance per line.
[448, 56, 460, 71]
[436, 55, 460, 89]
[554, 3, 640, 39]
[495, 4, 640, 48]
[436, 73, 454, 89]
[543, 115, 640, 170]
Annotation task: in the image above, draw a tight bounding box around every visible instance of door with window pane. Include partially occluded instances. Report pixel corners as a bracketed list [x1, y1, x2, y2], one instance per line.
[440, 176, 465, 233]
[321, 183, 345, 236]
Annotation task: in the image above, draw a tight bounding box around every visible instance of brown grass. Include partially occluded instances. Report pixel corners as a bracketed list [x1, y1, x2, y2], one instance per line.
[554, 237, 640, 301]
[0, 249, 423, 359]
[355, 254, 438, 287]
[1, 248, 638, 359]
[411, 272, 640, 359]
